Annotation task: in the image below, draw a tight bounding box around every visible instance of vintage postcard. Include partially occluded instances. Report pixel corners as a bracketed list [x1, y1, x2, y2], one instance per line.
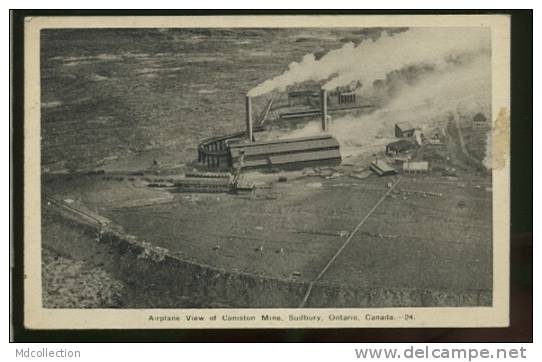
[22, 14, 510, 329]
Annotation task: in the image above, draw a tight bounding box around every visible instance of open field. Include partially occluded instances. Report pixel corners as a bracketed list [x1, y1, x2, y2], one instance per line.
[320, 176, 492, 291]
[41, 28, 386, 172]
[43, 168, 492, 300]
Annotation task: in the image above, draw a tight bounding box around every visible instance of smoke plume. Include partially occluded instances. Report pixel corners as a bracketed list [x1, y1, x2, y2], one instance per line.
[278, 45, 490, 155]
[247, 27, 490, 97]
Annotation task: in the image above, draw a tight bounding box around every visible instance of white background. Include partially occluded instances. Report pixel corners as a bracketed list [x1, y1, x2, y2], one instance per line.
[3, 1, 536, 360]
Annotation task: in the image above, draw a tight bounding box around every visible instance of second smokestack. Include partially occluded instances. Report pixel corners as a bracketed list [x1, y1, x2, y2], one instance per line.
[320, 89, 328, 133]
[245, 95, 253, 143]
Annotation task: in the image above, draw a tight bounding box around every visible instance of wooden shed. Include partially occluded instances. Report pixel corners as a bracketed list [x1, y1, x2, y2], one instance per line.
[395, 122, 416, 138]
[403, 161, 430, 175]
[386, 139, 418, 156]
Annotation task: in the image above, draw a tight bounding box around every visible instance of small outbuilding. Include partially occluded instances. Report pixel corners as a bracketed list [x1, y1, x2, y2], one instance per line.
[403, 161, 430, 175]
[370, 160, 397, 176]
[395, 122, 416, 138]
[386, 139, 418, 156]
[472, 112, 487, 128]
[473, 112, 486, 123]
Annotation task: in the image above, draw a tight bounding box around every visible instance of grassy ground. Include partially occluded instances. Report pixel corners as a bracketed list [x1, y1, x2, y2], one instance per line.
[43, 167, 492, 293]
[320, 176, 492, 291]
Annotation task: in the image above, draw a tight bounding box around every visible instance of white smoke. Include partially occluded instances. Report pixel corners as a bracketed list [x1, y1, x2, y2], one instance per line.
[247, 27, 490, 97]
[282, 50, 492, 159]
[247, 42, 357, 97]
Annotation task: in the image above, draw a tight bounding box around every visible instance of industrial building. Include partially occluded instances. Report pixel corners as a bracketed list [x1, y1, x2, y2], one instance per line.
[276, 88, 372, 121]
[229, 135, 341, 170]
[196, 89, 342, 172]
[287, 90, 320, 106]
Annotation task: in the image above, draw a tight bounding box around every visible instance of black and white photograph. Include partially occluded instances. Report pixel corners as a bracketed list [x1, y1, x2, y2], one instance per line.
[20, 14, 511, 329]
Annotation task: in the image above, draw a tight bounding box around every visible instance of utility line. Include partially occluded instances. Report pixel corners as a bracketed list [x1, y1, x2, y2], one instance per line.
[298, 176, 402, 308]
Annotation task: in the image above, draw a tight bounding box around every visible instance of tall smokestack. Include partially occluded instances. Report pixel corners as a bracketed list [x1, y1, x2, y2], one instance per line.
[245, 96, 253, 143]
[320, 89, 328, 133]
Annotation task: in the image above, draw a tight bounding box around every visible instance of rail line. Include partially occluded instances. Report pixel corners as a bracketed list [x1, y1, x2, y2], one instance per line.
[298, 176, 402, 308]
[43, 194, 109, 228]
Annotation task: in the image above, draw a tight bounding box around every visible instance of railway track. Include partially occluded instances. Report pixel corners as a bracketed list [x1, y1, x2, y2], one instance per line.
[43, 194, 109, 228]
